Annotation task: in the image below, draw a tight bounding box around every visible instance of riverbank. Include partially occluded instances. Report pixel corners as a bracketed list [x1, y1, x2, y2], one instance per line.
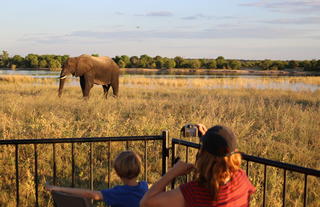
[121, 68, 320, 76]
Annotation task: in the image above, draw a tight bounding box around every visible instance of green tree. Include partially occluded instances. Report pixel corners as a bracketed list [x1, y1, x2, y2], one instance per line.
[91, 53, 99, 57]
[207, 60, 217, 69]
[309, 60, 319, 71]
[0, 50, 9, 67]
[130, 56, 139, 68]
[301, 60, 311, 71]
[163, 58, 176, 69]
[118, 60, 126, 68]
[183, 59, 201, 69]
[11, 55, 25, 68]
[113, 56, 121, 65]
[316, 60, 320, 71]
[39, 59, 48, 68]
[25, 54, 39, 68]
[199, 59, 208, 69]
[120, 55, 130, 68]
[271, 61, 286, 70]
[139, 54, 153, 68]
[174, 56, 184, 68]
[229, 60, 241, 70]
[48, 59, 61, 70]
[288, 60, 299, 69]
[150, 62, 157, 68]
[260, 59, 272, 70]
[216, 56, 226, 69]
[154, 56, 164, 69]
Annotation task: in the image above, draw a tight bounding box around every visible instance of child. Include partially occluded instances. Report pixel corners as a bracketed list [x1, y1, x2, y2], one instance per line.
[46, 150, 148, 207]
[140, 124, 255, 207]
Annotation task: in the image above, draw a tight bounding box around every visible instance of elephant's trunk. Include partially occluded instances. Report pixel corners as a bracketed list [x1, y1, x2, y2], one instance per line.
[58, 74, 66, 97]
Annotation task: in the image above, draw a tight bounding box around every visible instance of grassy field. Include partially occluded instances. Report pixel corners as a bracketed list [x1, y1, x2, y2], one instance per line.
[0, 75, 319, 206]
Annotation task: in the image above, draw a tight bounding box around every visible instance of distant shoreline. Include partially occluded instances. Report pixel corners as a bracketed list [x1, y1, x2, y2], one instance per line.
[1, 67, 320, 76]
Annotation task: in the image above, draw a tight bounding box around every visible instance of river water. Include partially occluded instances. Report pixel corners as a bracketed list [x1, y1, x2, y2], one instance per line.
[0, 69, 319, 92]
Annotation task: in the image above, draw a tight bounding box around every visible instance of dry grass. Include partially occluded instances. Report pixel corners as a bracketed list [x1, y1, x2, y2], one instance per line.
[121, 76, 320, 89]
[0, 76, 319, 206]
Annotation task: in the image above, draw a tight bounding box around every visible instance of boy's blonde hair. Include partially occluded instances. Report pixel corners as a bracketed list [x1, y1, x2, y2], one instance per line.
[114, 151, 142, 179]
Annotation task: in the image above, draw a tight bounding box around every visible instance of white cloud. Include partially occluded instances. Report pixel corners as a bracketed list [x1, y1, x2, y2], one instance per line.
[240, 0, 320, 13]
[134, 11, 173, 17]
[262, 16, 320, 25]
[146, 11, 173, 16]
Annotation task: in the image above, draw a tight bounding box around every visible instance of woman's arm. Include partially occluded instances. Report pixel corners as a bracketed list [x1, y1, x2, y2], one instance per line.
[45, 183, 103, 200]
[140, 161, 194, 207]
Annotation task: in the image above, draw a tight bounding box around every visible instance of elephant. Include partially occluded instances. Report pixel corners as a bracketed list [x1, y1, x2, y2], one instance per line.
[58, 54, 119, 99]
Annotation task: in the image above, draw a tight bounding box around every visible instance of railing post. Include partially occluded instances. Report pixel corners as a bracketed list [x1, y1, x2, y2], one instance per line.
[303, 174, 308, 207]
[282, 169, 286, 207]
[90, 143, 93, 190]
[15, 144, 19, 207]
[34, 144, 39, 207]
[185, 146, 189, 183]
[171, 141, 176, 189]
[107, 139, 111, 188]
[162, 131, 169, 176]
[144, 138, 148, 181]
[263, 164, 267, 207]
[52, 144, 56, 185]
[246, 160, 249, 176]
[71, 143, 75, 187]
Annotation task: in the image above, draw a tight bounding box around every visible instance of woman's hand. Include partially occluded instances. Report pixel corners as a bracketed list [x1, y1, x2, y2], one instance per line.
[196, 124, 207, 137]
[169, 161, 194, 177]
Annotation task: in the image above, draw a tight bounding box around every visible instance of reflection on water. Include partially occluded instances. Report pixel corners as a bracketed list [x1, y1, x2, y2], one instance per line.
[1, 69, 319, 92]
[0, 69, 60, 78]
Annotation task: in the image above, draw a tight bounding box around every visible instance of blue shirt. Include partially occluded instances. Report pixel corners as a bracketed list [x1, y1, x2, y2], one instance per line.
[100, 181, 148, 207]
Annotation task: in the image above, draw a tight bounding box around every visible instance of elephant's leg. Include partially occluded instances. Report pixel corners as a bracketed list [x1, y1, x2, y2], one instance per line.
[103, 84, 111, 99]
[83, 76, 94, 98]
[80, 76, 86, 97]
[111, 79, 119, 97]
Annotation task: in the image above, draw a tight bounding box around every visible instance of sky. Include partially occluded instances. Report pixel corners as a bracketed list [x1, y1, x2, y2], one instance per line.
[1, 0, 320, 60]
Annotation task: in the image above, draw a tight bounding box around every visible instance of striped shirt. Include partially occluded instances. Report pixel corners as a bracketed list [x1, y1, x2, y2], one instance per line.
[180, 169, 255, 207]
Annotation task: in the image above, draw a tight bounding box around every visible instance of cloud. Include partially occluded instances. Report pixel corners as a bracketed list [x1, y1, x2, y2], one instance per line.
[182, 14, 208, 20]
[67, 26, 312, 40]
[19, 34, 70, 44]
[240, 0, 320, 13]
[19, 23, 317, 46]
[145, 11, 173, 17]
[115, 12, 124, 15]
[181, 14, 235, 21]
[262, 16, 320, 25]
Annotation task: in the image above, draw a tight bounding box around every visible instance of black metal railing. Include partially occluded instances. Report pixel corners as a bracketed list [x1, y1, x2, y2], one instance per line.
[171, 138, 320, 207]
[1, 134, 319, 207]
[0, 131, 169, 207]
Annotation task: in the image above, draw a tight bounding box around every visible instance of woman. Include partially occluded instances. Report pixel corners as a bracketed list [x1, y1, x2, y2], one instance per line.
[140, 124, 255, 207]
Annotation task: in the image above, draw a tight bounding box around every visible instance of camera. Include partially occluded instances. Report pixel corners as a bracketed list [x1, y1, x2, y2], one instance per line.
[181, 124, 199, 137]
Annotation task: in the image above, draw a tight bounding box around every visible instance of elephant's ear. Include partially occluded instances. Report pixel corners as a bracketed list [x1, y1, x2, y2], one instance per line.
[75, 55, 93, 77]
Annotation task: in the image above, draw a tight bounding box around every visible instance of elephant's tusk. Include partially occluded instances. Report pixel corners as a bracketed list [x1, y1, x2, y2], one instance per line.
[60, 75, 67, 79]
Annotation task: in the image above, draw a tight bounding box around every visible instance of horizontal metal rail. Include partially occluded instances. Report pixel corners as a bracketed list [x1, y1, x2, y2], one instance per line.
[171, 138, 320, 177]
[0, 135, 164, 145]
[171, 138, 320, 207]
[1, 133, 169, 207]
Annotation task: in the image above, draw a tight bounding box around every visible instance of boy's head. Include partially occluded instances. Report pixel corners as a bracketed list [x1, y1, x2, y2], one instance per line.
[114, 151, 142, 179]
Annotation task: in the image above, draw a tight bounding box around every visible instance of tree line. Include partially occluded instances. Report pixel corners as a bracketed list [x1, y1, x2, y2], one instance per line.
[0, 50, 319, 71]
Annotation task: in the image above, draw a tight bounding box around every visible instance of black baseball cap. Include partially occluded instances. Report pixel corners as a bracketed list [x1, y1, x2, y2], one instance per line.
[201, 125, 237, 157]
